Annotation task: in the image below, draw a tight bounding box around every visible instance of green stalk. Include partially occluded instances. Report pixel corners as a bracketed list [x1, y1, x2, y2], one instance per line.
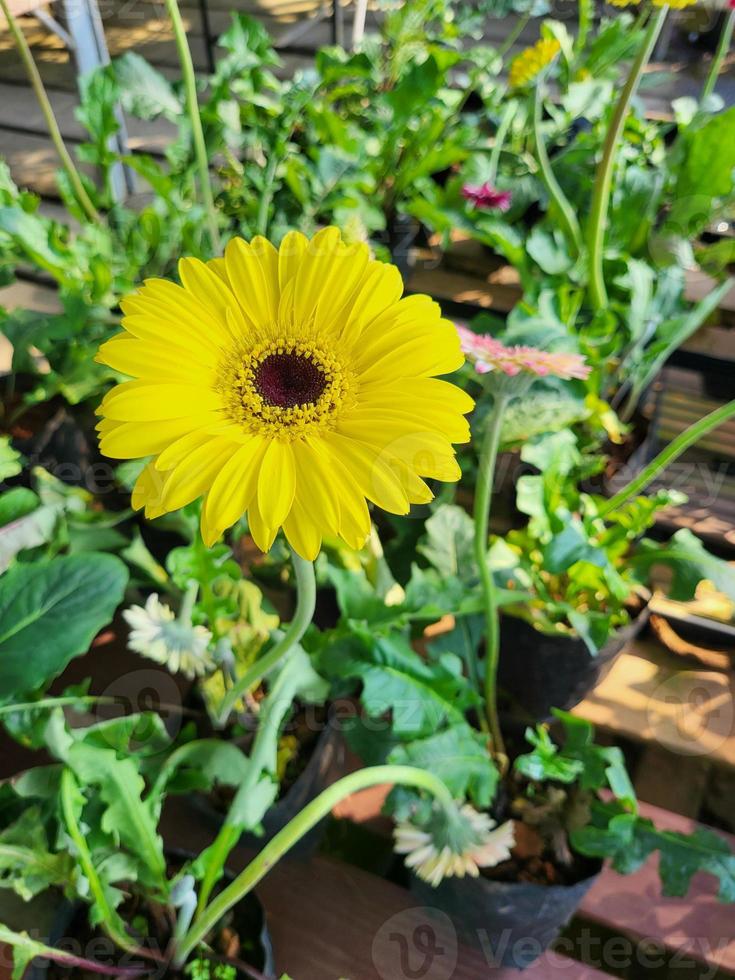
[575, 0, 593, 54]
[163, 0, 220, 253]
[488, 102, 516, 185]
[473, 392, 510, 763]
[533, 80, 583, 259]
[0, 0, 100, 223]
[598, 398, 735, 518]
[217, 551, 316, 723]
[497, 12, 530, 60]
[60, 770, 143, 957]
[701, 8, 735, 101]
[256, 152, 280, 237]
[175, 765, 455, 965]
[587, 5, 669, 311]
[195, 646, 306, 917]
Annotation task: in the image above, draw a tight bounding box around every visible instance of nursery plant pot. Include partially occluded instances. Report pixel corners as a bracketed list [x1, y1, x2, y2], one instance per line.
[497, 604, 651, 722]
[193, 721, 344, 856]
[26, 854, 276, 980]
[410, 862, 601, 969]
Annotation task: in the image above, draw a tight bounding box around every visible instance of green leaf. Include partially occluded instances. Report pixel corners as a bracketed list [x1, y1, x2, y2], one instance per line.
[515, 725, 584, 783]
[418, 504, 476, 582]
[0, 437, 22, 482]
[630, 528, 735, 602]
[64, 739, 167, 894]
[0, 807, 74, 900]
[389, 727, 498, 808]
[0, 502, 60, 572]
[113, 52, 181, 121]
[0, 554, 129, 700]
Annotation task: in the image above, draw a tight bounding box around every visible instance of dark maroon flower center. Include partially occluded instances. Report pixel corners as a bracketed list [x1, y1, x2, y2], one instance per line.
[253, 352, 328, 409]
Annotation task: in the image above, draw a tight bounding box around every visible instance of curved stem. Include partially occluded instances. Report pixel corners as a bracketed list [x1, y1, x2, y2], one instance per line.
[60, 770, 151, 959]
[473, 392, 510, 762]
[0, 0, 100, 223]
[599, 398, 735, 518]
[575, 0, 593, 55]
[488, 102, 516, 185]
[497, 13, 530, 61]
[701, 8, 735, 101]
[176, 766, 455, 966]
[587, 5, 668, 311]
[163, 0, 220, 253]
[533, 80, 583, 259]
[217, 551, 316, 723]
[256, 152, 279, 238]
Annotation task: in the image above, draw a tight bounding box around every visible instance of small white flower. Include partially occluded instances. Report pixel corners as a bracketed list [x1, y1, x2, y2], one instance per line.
[123, 594, 215, 679]
[394, 804, 515, 887]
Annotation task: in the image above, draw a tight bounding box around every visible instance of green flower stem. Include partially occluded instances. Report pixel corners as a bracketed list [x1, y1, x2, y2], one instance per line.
[598, 398, 735, 518]
[163, 0, 220, 253]
[496, 13, 530, 60]
[0, 0, 100, 224]
[702, 8, 735, 101]
[488, 102, 516, 185]
[533, 79, 583, 259]
[256, 152, 280, 238]
[175, 765, 455, 966]
[216, 550, 316, 724]
[60, 770, 152, 960]
[576, 0, 593, 54]
[195, 649, 303, 917]
[473, 391, 510, 763]
[587, 5, 668, 311]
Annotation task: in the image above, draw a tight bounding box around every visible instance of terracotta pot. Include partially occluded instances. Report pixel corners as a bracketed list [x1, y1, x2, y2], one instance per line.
[411, 862, 601, 969]
[497, 603, 651, 722]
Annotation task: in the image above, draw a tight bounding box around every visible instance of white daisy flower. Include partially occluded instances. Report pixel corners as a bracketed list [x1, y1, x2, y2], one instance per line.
[123, 593, 215, 679]
[394, 804, 515, 887]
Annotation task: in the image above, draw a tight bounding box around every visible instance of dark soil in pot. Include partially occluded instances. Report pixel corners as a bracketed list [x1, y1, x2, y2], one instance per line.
[497, 602, 651, 723]
[192, 716, 344, 856]
[410, 851, 602, 969]
[32, 853, 275, 980]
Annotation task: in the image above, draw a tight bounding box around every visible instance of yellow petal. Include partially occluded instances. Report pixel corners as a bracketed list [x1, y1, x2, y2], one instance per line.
[224, 237, 279, 332]
[99, 416, 217, 459]
[311, 441, 371, 547]
[247, 496, 278, 553]
[292, 439, 340, 534]
[100, 381, 222, 421]
[201, 437, 267, 542]
[257, 439, 296, 529]
[357, 320, 463, 384]
[161, 438, 237, 511]
[283, 499, 322, 561]
[96, 336, 216, 382]
[339, 262, 403, 349]
[278, 230, 308, 291]
[132, 462, 167, 518]
[323, 433, 409, 515]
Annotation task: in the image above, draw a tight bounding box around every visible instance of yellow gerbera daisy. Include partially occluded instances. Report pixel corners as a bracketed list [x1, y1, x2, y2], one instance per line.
[508, 38, 561, 89]
[96, 228, 472, 560]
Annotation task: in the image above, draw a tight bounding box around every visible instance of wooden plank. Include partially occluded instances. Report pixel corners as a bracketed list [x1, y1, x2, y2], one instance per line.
[580, 801, 735, 975]
[572, 638, 735, 769]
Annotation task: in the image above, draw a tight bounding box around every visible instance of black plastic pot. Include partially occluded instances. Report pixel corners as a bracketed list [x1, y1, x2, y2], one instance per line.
[498, 604, 650, 722]
[192, 722, 344, 856]
[26, 857, 276, 979]
[411, 863, 601, 969]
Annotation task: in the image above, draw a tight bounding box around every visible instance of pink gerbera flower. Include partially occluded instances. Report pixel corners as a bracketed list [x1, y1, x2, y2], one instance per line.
[461, 182, 512, 212]
[457, 325, 590, 380]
